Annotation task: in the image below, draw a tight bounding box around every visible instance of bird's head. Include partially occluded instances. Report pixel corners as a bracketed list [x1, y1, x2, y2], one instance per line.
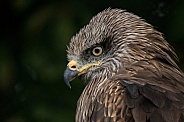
[64, 8, 177, 88]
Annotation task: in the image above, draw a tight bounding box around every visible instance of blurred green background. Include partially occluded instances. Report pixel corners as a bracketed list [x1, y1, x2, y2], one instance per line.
[0, 0, 184, 122]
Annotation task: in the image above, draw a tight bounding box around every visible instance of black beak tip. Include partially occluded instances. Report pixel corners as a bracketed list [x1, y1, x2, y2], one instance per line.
[66, 81, 72, 89]
[64, 67, 78, 89]
[64, 77, 71, 89]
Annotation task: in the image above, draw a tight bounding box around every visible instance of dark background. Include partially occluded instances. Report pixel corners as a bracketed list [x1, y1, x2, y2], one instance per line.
[0, 0, 184, 122]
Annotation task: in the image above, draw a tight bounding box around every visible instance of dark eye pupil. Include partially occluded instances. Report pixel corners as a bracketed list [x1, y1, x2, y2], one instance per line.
[94, 49, 100, 54]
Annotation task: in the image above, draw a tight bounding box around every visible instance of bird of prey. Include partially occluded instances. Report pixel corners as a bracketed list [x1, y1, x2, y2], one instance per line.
[64, 8, 184, 122]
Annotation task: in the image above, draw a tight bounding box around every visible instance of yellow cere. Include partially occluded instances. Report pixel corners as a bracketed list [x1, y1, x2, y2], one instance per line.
[67, 60, 101, 75]
[67, 60, 77, 70]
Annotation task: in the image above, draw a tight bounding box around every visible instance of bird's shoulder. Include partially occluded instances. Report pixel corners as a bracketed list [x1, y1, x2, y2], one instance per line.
[110, 60, 184, 122]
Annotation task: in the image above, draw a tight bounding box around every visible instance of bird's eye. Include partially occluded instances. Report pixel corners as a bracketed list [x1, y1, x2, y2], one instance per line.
[92, 46, 103, 56]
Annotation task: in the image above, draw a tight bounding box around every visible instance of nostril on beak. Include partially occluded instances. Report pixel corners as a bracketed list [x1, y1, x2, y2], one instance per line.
[70, 65, 77, 70]
[68, 60, 78, 70]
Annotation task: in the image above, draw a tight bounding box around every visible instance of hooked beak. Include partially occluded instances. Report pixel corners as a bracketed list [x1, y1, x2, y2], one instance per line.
[64, 60, 100, 88]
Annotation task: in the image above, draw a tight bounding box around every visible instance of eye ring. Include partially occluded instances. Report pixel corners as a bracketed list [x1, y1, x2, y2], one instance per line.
[92, 46, 103, 56]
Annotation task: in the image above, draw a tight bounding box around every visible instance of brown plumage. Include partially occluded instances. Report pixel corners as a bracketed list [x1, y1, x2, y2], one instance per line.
[64, 8, 184, 122]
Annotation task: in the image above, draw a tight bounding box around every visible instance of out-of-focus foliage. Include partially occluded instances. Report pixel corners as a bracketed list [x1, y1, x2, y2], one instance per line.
[0, 0, 184, 122]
